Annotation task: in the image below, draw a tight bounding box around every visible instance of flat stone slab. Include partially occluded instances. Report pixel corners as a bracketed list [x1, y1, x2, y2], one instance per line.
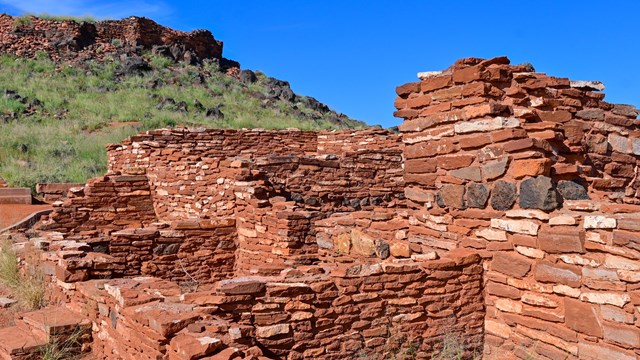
[0, 326, 46, 356]
[0, 297, 16, 308]
[0, 188, 31, 204]
[21, 306, 91, 338]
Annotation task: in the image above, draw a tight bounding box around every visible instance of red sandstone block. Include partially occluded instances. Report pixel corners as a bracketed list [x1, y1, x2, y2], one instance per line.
[591, 178, 627, 189]
[393, 108, 419, 119]
[398, 117, 435, 132]
[451, 96, 486, 108]
[502, 138, 534, 152]
[605, 114, 635, 127]
[547, 76, 571, 87]
[534, 261, 581, 287]
[463, 102, 509, 119]
[509, 158, 551, 179]
[486, 281, 521, 299]
[420, 102, 453, 116]
[510, 234, 537, 248]
[458, 133, 492, 149]
[394, 97, 407, 110]
[421, 75, 452, 92]
[453, 65, 483, 83]
[431, 86, 463, 101]
[406, 95, 432, 109]
[528, 130, 559, 142]
[490, 128, 528, 143]
[404, 139, 457, 159]
[491, 253, 531, 278]
[538, 226, 585, 253]
[520, 77, 548, 90]
[396, 81, 420, 96]
[536, 110, 573, 123]
[436, 154, 475, 170]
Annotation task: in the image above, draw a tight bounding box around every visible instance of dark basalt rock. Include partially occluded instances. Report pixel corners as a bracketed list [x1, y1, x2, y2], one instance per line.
[557, 180, 590, 200]
[205, 107, 224, 120]
[374, 239, 390, 259]
[519, 176, 560, 211]
[491, 181, 517, 211]
[466, 183, 490, 208]
[239, 69, 257, 84]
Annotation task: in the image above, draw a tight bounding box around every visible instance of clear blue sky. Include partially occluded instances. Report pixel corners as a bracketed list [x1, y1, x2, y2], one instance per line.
[0, 1, 638, 128]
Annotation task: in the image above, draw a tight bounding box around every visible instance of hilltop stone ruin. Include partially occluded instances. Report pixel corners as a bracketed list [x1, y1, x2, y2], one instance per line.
[1, 56, 639, 359]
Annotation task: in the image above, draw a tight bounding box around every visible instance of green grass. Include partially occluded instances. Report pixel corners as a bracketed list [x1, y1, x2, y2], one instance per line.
[27, 13, 98, 23]
[0, 241, 45, 310]
[0, 54, 365, 189]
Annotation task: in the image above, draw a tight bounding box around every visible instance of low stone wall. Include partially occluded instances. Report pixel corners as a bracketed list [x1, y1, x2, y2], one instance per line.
[50, 219, 236, 284]
[49, 251, 483, 360]
[36, 182, 84, 203]
[41, 172, 157, 236]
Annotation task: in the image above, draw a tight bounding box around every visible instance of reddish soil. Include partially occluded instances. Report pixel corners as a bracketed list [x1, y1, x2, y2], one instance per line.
[0, 284, 15, 328]
[0, 204, 52, 229]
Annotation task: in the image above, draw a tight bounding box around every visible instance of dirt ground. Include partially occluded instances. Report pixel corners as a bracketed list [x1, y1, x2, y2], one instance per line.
[0, 283, 15, 328]
[0, 204, 52, 229]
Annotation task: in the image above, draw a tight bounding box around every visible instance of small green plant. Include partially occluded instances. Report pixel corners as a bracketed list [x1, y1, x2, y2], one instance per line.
[111, 38, 123, 48]
[12, 16, 33, 30]
[148, 53, 174, 69]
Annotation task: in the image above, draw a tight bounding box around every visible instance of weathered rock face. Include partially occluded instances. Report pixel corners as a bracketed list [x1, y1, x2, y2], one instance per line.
[0, 14, 223, 64]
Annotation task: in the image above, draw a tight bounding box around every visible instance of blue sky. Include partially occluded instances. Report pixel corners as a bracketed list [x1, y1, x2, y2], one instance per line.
[0, 1, 638, 128]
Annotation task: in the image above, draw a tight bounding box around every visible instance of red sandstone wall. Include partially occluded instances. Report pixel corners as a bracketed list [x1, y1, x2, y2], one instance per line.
[0, 14, 222, 63]
[106, 128, 403, 219]
[42, 173, 157, 236]
[51, 252, 483, 360]
[395, 56, 640, 360]
[51, 219, 236, 283]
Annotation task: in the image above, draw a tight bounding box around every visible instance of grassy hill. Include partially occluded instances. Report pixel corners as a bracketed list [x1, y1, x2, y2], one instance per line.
[0, 49, 366, 189]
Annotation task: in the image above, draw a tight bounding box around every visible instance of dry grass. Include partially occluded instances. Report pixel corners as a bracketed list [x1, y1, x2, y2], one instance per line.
[40, 326, 88, 360]
[430, 332, 482, 360]
[0, 240, 45, 310]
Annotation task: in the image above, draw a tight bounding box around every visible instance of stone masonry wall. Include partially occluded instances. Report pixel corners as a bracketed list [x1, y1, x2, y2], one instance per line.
[0, 14, 223, 63]
[395, 56, 640, 359]
[50, 219, 237, 284]
[47, 251, 483, 360]
[34, 56, 640, 359]
[42, 172, 157, 236]
[106, 128, 403, 218]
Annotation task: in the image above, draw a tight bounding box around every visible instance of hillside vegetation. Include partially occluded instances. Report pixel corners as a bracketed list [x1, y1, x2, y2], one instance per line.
[0, 51, 365, 189]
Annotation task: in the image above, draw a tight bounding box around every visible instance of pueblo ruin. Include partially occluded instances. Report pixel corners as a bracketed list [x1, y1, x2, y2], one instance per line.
[0, 18, 639, 360]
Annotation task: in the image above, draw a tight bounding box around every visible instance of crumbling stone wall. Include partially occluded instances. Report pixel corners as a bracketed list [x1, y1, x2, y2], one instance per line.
[36, 56, 640, 359]
[47, 251, 483, 360]
[42, 173, 156, 236]
[395, 56, 640, 359]
[106, 128, 403, 218]
[0, 14, 223, 63]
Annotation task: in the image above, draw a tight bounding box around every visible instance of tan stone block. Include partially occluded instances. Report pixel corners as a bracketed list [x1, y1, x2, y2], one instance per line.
[485, 319, 512, 339]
